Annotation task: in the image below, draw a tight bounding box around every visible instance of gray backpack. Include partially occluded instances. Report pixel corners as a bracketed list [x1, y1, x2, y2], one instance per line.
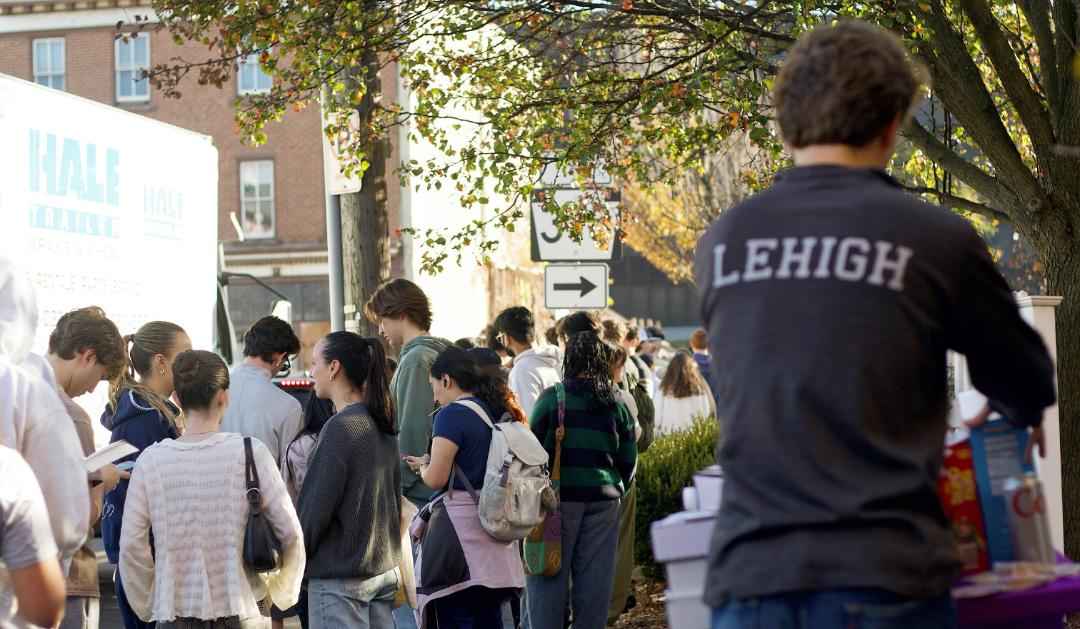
[454, 399, 552, 541]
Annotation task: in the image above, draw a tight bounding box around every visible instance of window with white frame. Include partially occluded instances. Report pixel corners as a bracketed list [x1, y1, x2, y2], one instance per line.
[33, 38, 65, 91]
[237, 54, 272, 95]
[240, 161, 275, 239]
[115, 36, 150, 102]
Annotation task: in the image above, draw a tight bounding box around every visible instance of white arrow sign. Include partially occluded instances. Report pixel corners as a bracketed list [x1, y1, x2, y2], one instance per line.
[545, 264, 609, 310]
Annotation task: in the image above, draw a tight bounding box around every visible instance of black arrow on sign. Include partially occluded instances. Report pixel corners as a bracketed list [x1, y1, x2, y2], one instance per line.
[553, 276, 597, 297]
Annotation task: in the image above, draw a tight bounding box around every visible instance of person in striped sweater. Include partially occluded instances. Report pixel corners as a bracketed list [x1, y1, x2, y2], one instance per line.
[523, 331, 637, 629]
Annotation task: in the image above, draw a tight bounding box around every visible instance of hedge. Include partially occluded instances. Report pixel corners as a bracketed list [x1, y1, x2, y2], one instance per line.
[634, 413, 720, 581]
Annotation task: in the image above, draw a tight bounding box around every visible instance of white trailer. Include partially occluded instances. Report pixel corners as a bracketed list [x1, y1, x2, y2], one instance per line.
[0, 73, 218, 442]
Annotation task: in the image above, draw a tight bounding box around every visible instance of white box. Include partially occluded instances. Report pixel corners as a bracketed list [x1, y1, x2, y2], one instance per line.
[693, 466, 724, 511]
[665, 589, 710, 629]
[650, 511, 717, 563]
[665, 556, 709, 593]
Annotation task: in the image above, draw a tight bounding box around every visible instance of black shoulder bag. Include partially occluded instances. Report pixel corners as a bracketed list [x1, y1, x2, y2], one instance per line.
[243, 437, 282, 572]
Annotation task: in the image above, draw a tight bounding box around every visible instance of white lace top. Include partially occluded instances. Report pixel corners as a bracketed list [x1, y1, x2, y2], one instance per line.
[118, 432, 305, 622]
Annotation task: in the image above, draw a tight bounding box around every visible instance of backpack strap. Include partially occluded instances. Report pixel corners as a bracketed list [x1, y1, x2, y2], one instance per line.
[454, 399, 496, 431]
[552, 383, 566, 483]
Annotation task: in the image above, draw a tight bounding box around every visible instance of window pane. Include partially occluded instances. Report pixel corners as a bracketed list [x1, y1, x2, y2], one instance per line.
[134, 37, 148, 64]
[119, 71, 133, 96]
[133, 77, 149, 96]
[259, 161, 272, 179]
[258, 183, 271, 198]
[51, 75, 64, 91]
[33, 42, 47, 73]
[242, 183, 256, 198]
[50, 41, 62, 71]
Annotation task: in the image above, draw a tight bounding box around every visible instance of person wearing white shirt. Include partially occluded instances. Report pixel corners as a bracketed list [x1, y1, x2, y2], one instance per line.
[0, 257, 89, 590]
[493, 307, 560, 416]
[654, 351, 716, 435]
[221, 316, 303, 464]
[120, 350, 304, 627]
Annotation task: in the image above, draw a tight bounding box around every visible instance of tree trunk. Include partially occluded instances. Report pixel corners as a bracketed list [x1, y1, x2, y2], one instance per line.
[340, 46, 390, 338]
[1045, 244, 1080, 558]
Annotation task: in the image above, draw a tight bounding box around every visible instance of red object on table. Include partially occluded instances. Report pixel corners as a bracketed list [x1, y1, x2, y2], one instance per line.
[956, 554, 1080, 629]
[939, 438, 990, 574]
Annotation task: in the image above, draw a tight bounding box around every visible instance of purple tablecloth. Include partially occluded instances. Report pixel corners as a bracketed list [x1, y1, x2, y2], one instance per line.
[957, 556, 1080, 629]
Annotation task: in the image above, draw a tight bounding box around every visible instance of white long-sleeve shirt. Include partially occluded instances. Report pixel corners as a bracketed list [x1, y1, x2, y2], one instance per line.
[221, 363, 303, 464]
[119, 432, 304, 623]
[654, 391, 713, 435]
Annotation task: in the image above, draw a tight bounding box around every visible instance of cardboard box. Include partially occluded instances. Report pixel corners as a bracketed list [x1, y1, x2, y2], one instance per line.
[969, 418, 1034, 564]
[938, 436, 990, 573]
[664, 589, 710, 629]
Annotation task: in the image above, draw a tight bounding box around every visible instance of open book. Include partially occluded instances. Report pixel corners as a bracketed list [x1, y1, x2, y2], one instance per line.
[84, 440, 137, 474]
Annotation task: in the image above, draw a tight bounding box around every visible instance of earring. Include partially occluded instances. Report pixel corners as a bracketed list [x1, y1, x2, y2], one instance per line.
[330, 374, 335, 381]
[159, 369, 166, 376]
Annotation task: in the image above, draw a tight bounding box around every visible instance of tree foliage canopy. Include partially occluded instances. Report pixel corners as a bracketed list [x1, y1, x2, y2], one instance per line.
[142, 1, 1078, 274]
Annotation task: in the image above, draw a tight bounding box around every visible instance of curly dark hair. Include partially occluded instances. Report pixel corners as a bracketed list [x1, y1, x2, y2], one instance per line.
[431, 346, 526, 424]
[243, 316, 300, 363]
[562, 331, 618, 413]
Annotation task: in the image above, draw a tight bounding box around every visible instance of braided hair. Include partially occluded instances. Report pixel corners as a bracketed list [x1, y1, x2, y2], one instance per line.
[562, 331, 619, 413]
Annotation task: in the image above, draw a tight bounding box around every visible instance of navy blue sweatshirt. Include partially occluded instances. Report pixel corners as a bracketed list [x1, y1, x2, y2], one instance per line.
[693, 166, 1055, 605]
[100, 389, 180, 564]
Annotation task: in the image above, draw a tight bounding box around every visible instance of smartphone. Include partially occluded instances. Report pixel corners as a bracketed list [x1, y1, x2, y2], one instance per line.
[115, 461, 136, 471]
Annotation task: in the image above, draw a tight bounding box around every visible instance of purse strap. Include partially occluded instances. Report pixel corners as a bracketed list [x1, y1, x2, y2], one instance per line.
[552, 382, 566, 483]
[244, 437, 262, 513]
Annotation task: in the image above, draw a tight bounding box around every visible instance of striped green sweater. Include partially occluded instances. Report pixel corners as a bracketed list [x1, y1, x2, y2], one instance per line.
[529, 379, 637, 502]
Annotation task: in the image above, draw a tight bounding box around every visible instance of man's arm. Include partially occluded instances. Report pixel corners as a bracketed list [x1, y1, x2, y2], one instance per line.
[22, 404, 89, 571]
[395, 363, 436, 497]
[948, 229, 1056, 427]
[276, 398, 304, 465]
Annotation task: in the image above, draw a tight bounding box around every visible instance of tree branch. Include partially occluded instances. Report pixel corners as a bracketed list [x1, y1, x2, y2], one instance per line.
[903, 185, 1011, 222]
[901, 118, 1015, 213]
[1017, 0, 1060, 116]
[916, 1, 1045, 211]
[957, 0, 1054, 149]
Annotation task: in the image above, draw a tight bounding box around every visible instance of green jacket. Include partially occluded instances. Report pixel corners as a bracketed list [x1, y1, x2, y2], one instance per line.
[391, 334, 450, 504]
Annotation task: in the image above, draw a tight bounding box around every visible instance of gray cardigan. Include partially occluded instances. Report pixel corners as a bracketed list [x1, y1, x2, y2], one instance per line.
[296, 402, 402, 580]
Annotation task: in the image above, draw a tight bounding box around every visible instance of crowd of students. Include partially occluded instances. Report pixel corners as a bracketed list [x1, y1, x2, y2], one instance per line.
[0, 259, 715, 629]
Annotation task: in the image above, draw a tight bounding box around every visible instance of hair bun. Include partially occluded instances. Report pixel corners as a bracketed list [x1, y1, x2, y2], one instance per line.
[171, 351, 203, 381]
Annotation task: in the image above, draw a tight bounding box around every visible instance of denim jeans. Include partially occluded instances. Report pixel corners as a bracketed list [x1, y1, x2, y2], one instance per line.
[307, 568, 400, 629]
[711, 588, 957, 629]
[392, 537, 420, 629]
[522, 499, 621, 629]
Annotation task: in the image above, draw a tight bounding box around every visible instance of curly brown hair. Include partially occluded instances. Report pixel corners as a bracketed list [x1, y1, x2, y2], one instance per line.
[659, 351, 709, 399]
[774, 20, 928, 149]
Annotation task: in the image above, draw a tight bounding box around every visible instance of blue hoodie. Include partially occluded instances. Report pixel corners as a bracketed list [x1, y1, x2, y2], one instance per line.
[99, 389, 180, 564]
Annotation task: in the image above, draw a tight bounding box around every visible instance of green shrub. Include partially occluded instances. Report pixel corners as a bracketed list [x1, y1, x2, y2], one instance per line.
[634, 413, 720, 581]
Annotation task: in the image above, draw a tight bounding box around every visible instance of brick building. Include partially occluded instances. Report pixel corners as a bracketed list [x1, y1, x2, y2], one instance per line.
[0, 0, 549, 363]
[0, 0, 402, 367]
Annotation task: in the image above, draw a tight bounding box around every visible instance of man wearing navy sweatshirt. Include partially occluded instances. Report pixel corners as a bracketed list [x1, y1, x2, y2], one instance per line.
[694, 21, 1056, 628]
